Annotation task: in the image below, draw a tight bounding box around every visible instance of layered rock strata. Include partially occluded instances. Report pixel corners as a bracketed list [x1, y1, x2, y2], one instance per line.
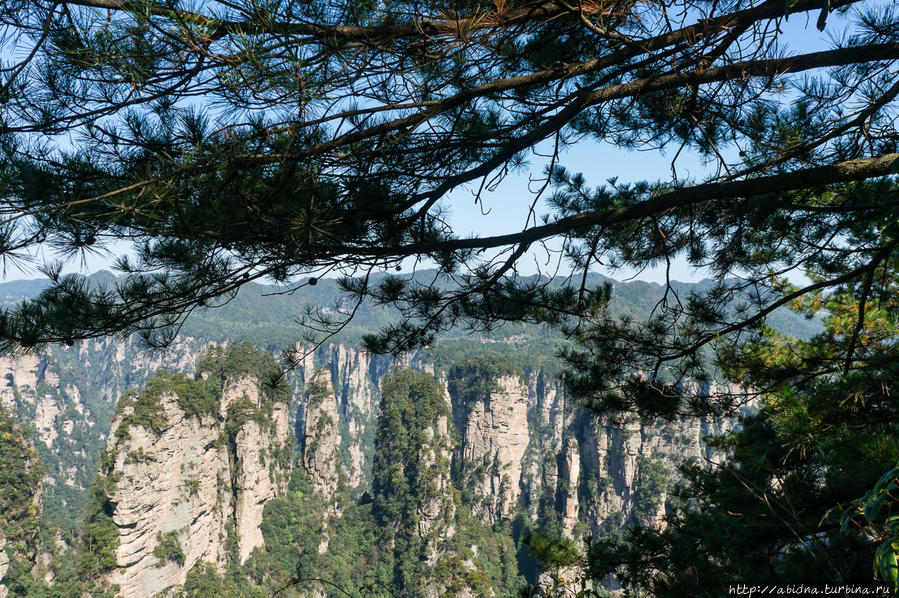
[102, 375, 289, 598]
[302, 369, 344, 553]
[452, 373, 530, 524]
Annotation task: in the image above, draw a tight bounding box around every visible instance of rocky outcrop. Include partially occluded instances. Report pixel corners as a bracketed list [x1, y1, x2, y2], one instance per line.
[321, 344, 389, 489]
[0, 402, 47, 598]
[302, 369, 344, 553]
[558, 437, 580, 538]
[416, 410, 456, 555]
[0, 337, 216, 525]
[8, 333, 722, 547]
[105, 395, 229, 598]
[228, 378, 291, 563]
[102, 372, 289, 597]
[0, 535, 8, 598]
[0, 354, 66, 448]
[575, 403, 747, 534]
[303, 370, 342, 500]
[445, 367, 748, 538]
[2, 338, 385, 532]
[372, 369, 459, 597]
[453, 374, 530, 524]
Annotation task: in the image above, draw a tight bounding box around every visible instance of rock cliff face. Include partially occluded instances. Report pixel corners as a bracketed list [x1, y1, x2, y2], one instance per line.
[101, 371, 289, 597]
[3, 336, 747, 596]
[515, 372, 745, 537]
[558, 437, 581, 537]
[227, 377, 291, 562]
[0, 339, 386, 529]
[443, 366, 744, 540]
[303, 370, 343, 501]
[0, 337, 213, 525]
[413, 409, 455, 557]
[0, 537, 7, 598]
[318, 345, 390, 489]
[302, 369, 344, 553]
[452, 374, 530, 524]
[292, 357, 745, 595]
[572, 383, 744, 534]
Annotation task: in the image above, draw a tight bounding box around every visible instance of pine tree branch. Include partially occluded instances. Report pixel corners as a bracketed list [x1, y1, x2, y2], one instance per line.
[230, 41, 899, 195]
[658, 244, 896, 367]
[343, 152, 899, 257]
[59, 0, 573, 40]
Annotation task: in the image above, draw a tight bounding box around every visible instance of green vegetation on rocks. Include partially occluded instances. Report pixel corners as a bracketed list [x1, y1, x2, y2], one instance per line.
[447, 352, 522, 406]
[197, 343, 284, 393]
[631, 456, 670, 523]
[153, 531, 185, 567]
[78, 474, 120, 577]
[0, 407, 42, 555]
[0, 406, 45, 595]
[113, 343, 284, 441]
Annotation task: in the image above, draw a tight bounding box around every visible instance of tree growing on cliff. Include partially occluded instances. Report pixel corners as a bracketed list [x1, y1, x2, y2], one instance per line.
[372, 369, 454, 594]
[0, 406, 44, 595]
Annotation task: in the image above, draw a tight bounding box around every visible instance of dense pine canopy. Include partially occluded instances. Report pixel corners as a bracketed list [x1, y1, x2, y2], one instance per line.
[0, 0, 895, 366]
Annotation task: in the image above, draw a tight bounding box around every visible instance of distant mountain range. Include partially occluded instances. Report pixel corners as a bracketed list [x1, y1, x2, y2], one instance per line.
[0, 269, 822, 349]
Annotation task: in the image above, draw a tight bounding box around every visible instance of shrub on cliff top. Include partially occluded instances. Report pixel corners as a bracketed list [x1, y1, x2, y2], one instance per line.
[115, 344, 283, 439]
[448, 353, 523, 406]
[197, 343, 283, 394]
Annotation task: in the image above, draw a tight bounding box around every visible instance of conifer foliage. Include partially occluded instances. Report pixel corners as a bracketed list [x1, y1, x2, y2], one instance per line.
[0, 406, 44, 595]
[0, 0, 896, 369]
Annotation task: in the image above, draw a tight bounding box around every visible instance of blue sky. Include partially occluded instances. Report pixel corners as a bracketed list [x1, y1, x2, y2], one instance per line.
[442, 141, 709, 283]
